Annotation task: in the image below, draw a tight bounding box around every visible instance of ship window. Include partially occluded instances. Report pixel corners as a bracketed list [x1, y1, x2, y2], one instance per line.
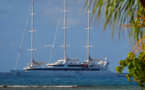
[48, 65, 64, 67]
[68, 65, 82, 67]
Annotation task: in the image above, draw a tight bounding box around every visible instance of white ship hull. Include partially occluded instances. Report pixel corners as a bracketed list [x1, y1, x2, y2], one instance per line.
[10, 70, 115, 77]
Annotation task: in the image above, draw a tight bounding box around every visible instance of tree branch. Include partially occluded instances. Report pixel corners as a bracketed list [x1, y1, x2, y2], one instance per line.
[140, 0, 145, 9]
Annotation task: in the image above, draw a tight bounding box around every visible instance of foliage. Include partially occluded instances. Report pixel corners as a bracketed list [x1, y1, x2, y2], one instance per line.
[117, 11, 145, 89]
[83, 0, 145, 89]
[123, 10, 145, 53]
[84, 0, 145, 41]
[116, 52, 145, 88]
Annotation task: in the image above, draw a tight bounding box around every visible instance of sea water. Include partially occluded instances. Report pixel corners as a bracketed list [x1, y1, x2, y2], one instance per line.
[0, 72, 141, 90]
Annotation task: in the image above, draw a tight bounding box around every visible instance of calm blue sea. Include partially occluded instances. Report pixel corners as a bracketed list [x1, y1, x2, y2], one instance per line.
[0, 72, 141, 90]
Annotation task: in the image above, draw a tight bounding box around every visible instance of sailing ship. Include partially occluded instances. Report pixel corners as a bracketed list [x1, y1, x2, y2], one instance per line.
[10, 0, 115, 77]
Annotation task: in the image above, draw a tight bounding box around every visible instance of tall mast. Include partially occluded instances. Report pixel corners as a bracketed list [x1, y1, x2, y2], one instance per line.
[29, 0, 37, 67]
[87, 0, 90, 62]
[63, 0, 67, 60]
[31, 0, 34, 67]
[85, 0, 93, 62]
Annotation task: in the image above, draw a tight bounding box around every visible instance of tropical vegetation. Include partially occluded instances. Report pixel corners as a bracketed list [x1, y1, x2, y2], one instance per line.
[84, 0, 145, 89]
[84, 0, 145, 41]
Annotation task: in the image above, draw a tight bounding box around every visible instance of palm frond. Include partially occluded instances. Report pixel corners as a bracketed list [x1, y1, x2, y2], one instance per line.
[84, 0, 145, 42]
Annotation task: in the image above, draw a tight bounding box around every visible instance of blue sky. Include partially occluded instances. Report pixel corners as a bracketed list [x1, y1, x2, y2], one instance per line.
[0, 0, 131, 72]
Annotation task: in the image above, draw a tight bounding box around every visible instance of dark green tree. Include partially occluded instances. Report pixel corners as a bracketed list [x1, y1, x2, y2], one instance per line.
[116, 52, 145, 89]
